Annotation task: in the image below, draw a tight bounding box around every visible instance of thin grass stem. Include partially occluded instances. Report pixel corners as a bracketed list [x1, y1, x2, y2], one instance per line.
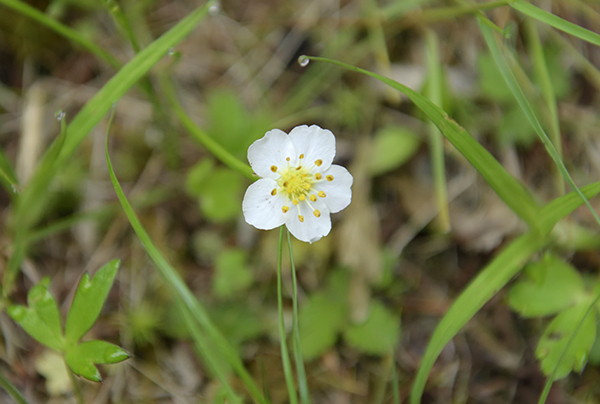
[0, 370, 29, 404]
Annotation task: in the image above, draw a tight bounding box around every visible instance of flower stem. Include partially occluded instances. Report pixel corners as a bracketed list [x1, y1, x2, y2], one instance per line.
[286, 230, 311, 404]
[277, 227, 298, 404]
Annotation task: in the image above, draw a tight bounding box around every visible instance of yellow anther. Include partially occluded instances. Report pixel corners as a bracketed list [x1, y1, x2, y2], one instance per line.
[271, 165, 278, 172]
[315, 173, 322, 180]
[286, 157, 290, 161]
[299, 154, 304, 159]
[282, 206, 289, 213]
[271, 189, 277, 196]
[318, 191, 326, 198]
[292, 199, 299, 205]
[310, 195, 317, 202]
[313, 210, 321, 218]
[296, 166, 302, 170]
[299, 194, 306, 201]
[326, 175, 334, 181]
[304, 184, 310, 190]
[298, 215, 304, 222]
[315, 159, 323, 166]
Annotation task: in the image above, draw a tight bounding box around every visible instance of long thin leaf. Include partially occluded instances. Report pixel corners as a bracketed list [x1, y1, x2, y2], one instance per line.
[105, 134, 267, 404]
[511, 0, 600, 47]
[306, 56, 541, 228]
[480, 21, 600, 229]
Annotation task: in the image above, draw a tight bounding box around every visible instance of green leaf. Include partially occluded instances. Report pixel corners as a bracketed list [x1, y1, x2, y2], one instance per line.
[299, 292, 346, 361]
[197, 168, 243, 222]
[343, 301, 400, 355]
[7, 278, 65, 351]
[65, 259, 120, 343]
[368, 126, 421, 176]
[185, 159, 215, 197]
[536, 302, 596, 379]
[65, 340, 130, 382]
[213, 249, 253, 299]
[508, 254, 585, 317]
[511, 0, 600, 48]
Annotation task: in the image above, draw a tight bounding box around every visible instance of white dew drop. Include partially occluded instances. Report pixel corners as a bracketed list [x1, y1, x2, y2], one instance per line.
[297, 55, 310, 67]
[167, 47, 175, 56]
[11, 184, 20, 194]
[208, 1, 221, 15]
[55, 110, 65, 121]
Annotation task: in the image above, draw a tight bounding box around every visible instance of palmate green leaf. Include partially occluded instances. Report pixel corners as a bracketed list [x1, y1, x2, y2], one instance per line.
[65, 259, 120, 344]
[508, 254, 584, 317]
[511, 0, 600, 48]
[65, 340, 130, 382]
[536, 302, 596, 379]
[299, 292, 346, 361]
[307, 56, 541, 228]
[7, 278, 65, 352]
[343, 301, 400, 355]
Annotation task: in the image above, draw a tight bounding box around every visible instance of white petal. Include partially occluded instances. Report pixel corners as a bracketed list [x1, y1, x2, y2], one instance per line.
[313, 165, 353, 213]
[288, 125, 336, 171]
[242, 179, 287, 230]
[285, 199, 331, 243]
[248, 129, 296, 179]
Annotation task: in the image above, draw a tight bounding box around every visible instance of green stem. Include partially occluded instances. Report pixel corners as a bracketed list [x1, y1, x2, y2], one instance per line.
[66, 367, 85, 404]
[287, 230, 310, 404]
[0, 370, 29, 404]
[277, 227, 298, 404]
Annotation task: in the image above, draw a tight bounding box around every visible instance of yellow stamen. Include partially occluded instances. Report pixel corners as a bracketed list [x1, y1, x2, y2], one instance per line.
[326, 175, 334, 181]
[315, 159, 323, 166]
[271, 165, 278, 172]
[286, 157, 290, 161]
[310, 195, 317, 202]
[313, 210, 321, 218]
[271, 189, 277, 196]
[299, 154, 304, 159]
[296, 166, 302, 170]
[298, 215, 304, 222]
[292, 199, 299, 205]
[299, 194, 306, 201]
[318, 191, 326, 198]
[315, 173, 322, 180]
[282, 206, 289, 213]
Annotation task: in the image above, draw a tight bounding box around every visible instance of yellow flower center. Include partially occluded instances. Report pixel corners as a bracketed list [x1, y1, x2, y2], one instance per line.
[278, 165, 314, 199]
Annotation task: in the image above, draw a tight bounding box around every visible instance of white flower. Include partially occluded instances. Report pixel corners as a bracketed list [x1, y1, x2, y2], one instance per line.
[242, 125, 353, 243]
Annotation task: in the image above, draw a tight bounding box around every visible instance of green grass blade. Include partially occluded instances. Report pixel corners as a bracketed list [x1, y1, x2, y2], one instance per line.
[305, 56, 540, 227]
[511, 0, 600, 47]
[159, 75, 255, 180]
[410, 231, 548, 404]
[537, 181, 600, 234]
[105, 132, 268, 404]
[0, 371, 30, 404]
[0, 147, 18, 196]
[525, 19, 563, 195]
[480, 21, 600, 229]
[425, 29, 450, 232]
[0, 0, 119, 68]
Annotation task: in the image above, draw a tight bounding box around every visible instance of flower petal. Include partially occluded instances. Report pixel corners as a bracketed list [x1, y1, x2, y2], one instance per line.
[248, 129, 296, 179]
[288, 125, 336, 171]
[285, 199, 331, 243]
[313, 165, 353, 213]
[242, 178, 287, 230]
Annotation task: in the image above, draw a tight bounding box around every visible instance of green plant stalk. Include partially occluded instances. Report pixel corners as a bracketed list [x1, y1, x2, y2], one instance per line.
[416, 0, 512, 25]
[551, 30, 600, 91]
[537, 292, 600, 404]
[425, 29, 450, 233]
[160, 75, 255, 180]
[305, 55, 541, 228]
[0, 146, 18, 196]
[480, 21, 600, 229]
[0, 370, 29, 404]
[0, 0, 120, 68]
[277, 228, 299, 404]
[287, 231, 310, 404]
[105, 134, 268, 404]
[525, 19, 563, 195]
[66, 364, 85, 404]
[105, 0, 141, 53]
[391, 360, 400, 404]
[511, 0, 600, 47]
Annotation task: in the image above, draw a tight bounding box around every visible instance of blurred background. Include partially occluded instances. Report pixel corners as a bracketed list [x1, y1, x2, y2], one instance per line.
[1, 0, 600, 403]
